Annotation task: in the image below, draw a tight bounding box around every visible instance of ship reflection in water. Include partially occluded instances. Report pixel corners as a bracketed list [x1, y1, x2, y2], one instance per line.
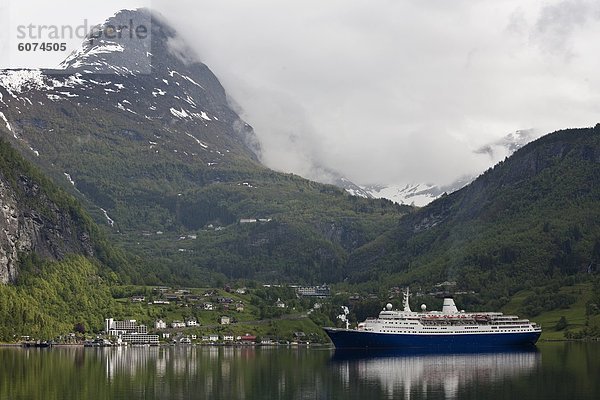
[330, 348, 541, 399]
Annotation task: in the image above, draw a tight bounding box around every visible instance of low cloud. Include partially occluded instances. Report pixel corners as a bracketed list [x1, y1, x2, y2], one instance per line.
[150, 0, 600, 186]
[531, 0, 600, 58]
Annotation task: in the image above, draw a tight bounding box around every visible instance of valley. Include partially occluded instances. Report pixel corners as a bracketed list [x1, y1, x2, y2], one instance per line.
[0, 9, 599, 343]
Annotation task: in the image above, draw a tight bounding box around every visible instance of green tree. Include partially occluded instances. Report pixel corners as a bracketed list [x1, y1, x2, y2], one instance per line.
[556, 316, 568, 331]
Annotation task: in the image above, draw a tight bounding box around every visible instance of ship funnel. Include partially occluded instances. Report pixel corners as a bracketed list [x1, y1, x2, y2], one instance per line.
[403, 288, 412, 312]
[442, 298, 458, 314]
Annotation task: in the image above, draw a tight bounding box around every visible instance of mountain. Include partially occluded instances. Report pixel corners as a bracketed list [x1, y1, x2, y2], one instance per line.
[350, 129, 537, 206]
[0, 9, 408, 285]
[0, 138, 127, 284]
[358, 178, 471, 207]
[0, 137, 124, 339]
[347, 125, 600, 303]
[0, 136, 90, 284]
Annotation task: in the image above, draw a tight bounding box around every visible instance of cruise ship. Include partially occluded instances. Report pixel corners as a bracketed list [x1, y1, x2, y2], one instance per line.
[324, 289, 541, 349]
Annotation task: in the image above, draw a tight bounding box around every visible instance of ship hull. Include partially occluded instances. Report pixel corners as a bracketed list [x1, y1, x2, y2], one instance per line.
[324, 328, 541, 349]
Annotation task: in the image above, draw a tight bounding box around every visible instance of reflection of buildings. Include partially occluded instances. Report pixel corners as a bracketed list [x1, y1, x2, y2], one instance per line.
[100, 346, 256, 397]
[103, 346, 200, 381]
[333, 350, 540, 399]
[104, 346, 161, 381]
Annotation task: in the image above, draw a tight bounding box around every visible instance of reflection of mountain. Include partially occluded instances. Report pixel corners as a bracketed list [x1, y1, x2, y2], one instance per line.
[331, 350, 540, 400]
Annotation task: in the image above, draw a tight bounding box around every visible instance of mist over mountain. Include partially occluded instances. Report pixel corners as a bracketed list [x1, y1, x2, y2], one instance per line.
[0, 9, 406, 285]
[1, 8, 599, 297]
[153, 0, 600, 195]
[346, 125, 600, 303]
[0, 4, 599, 346]
[351, 129, 539, 206]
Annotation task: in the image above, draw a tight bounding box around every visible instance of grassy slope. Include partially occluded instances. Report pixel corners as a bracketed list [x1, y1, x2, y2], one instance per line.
[109, 285, 329, 342]
[502, 283, 597, 340]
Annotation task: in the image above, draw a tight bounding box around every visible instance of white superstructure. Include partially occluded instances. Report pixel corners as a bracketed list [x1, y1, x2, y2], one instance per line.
[356, 289, 541, 336]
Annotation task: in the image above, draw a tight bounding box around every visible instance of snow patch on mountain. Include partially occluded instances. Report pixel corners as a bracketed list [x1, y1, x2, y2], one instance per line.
[170, 107, 190, 119]
[363, 183, 445, 207]
[0, 70, 48, 96]
[182, 95, 196, 107]
[117, 102, 137, 114]
[64, 173, 75, 186]
[336, 174, 458, 207]
[341, 129, 537, 206]
[0, 71, 91, 104]
[87, 43, 125, 57]
[89, 79, 112, 86]
[49, 74, 86, 89]
[0, 112, 12, 133]
[168, 70, 205, 90]
[184, 132, 209, 149]
[58, 92, 78, 98]
[100, 208, 115, 227]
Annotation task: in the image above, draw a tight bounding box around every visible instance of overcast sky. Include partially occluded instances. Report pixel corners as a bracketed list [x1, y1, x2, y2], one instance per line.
[4, 0, 600, 186]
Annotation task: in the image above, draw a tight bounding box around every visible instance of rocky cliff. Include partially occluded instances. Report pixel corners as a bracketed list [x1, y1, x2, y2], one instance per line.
[0, 139, 96, 283]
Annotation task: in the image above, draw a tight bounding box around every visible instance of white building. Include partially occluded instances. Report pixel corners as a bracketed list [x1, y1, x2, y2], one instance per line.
[121, 333, 159, 345]
[185, 319, 198, 327]
[171, 321, 186, 329]
[155, 319, 167, 330]
[105, 318, 147, 336]
[105, 318, 157, 345]
[296, 285, 331, 297]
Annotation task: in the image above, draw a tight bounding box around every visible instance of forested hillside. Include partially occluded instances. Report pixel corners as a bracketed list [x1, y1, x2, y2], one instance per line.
[347, 126, 600, 309]
[0, 10, 409, 285]
[0, 138, 126, 340]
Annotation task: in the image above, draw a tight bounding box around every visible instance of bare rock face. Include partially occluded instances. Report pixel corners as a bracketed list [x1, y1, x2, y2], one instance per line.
[0, 173, 94, 284]
[0, 178, 28, 283]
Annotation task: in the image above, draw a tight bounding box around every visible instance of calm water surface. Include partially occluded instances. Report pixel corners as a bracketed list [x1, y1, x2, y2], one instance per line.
[1, 342, 599, 399]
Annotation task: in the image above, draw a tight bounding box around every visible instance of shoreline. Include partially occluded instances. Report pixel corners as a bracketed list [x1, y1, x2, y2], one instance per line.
[4, 338, 599, 348]
[1, 342, 332, 349]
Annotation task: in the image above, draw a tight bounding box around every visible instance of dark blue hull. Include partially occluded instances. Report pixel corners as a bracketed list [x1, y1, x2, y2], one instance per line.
[324, 328, 541, 349]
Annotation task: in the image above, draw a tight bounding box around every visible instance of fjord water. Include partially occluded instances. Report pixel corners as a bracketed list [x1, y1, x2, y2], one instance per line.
[0, 343, 598, 399]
